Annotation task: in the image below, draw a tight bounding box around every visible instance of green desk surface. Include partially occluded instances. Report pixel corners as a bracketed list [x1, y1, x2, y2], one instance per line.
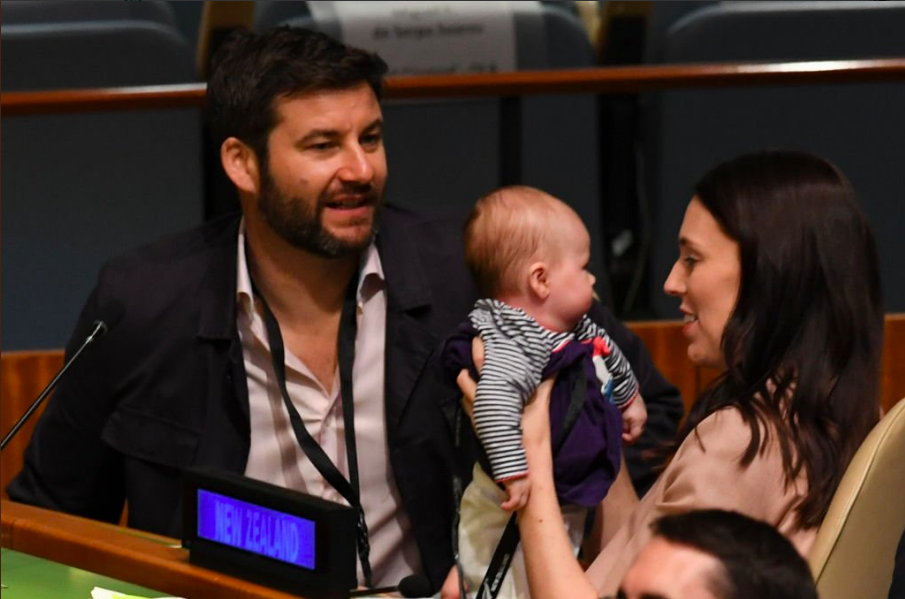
[1, 548, 166, 599]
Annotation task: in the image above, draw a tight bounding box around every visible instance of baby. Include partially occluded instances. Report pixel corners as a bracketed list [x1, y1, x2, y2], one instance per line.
[442, 185, 647, 597]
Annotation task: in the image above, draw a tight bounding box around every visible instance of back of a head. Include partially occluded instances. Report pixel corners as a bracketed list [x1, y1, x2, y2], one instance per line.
[687, 149, 883, 528]
[653, 509, 818, 599]
[463, 185, 575, 298]
[206, 26, 387, 162]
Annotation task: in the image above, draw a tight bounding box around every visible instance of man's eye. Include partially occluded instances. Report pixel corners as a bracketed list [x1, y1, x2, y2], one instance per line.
[361, 133, 382, 146]
[684, 256, 699, 268]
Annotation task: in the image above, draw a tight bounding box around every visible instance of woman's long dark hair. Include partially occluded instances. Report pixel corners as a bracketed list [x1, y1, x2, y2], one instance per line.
[675, 150, 884, 528]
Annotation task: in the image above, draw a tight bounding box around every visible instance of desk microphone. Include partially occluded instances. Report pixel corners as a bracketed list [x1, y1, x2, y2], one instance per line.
[349, 573, 433, 597]
[1, 302, 124, 451]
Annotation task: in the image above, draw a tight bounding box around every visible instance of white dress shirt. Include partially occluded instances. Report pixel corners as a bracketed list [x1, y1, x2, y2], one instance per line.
[236, 221, 423, 586]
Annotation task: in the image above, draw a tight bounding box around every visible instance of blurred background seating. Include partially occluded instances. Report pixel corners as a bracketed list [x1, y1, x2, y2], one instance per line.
[1, 0, 204, 350]
[639, 1, 905, 318]
[2, 1, 903, 351]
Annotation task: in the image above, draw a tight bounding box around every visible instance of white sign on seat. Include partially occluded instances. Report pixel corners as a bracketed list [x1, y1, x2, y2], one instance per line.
[310, 0, 527, 75]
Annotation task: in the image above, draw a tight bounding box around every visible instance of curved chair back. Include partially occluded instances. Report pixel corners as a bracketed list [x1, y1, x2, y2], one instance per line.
[809, 398, 905, 599]
[1, 16, 202, 350]
[642, 1, 905, 317]
[2, 0, 180, 29]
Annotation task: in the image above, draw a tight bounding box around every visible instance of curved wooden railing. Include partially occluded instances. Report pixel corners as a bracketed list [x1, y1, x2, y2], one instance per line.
[3, 57, 905, 116]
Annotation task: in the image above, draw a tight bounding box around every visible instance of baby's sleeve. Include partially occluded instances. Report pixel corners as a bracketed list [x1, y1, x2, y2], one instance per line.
[473, 331, 538, 482]
[584, 319, 640, 408]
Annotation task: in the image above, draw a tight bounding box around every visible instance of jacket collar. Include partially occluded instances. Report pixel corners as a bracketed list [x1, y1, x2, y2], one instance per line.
[196, 214, 242, 342]
[375, 208, 439, 437]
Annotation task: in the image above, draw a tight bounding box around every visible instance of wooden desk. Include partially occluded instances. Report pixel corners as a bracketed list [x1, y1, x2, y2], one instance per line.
[1, 499, 303, 599]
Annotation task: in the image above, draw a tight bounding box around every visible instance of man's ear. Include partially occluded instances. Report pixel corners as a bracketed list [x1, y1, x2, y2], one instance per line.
[527, 261, 551, 300]
[221, 137, 260, 196]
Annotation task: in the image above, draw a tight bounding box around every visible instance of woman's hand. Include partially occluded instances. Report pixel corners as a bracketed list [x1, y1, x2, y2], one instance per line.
[456, 337, 484, 426]
[521, 376, 554, 457]
[439, 565, 464, 599]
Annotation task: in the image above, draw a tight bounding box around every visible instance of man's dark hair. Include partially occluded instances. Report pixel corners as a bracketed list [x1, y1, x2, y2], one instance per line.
[651, 510, 817, 599]
[206, 26, 388, 166]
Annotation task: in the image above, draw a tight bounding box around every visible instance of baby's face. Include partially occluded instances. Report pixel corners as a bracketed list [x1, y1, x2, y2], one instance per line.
[543, 214, 596, 331]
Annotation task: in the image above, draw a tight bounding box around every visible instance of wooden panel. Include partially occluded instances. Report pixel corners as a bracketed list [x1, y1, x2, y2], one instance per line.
[881, 314, 905, 415]
[3, 58, 905, 116]
[624, 320, 699, 416]
[1, 350, 64, 499]
[624, 318, 904, 416]
[1, 500, 303, 599]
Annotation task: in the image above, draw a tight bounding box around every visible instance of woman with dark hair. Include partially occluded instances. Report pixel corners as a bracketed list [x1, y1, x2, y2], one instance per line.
[454, 150, 884, 598]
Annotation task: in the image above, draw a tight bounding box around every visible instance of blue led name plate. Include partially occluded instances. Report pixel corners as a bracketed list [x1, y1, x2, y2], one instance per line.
[183, 468, 356, 599]
[196, 489, 316, 569]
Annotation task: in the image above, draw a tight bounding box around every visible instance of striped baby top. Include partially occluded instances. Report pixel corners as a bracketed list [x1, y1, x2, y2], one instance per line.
[469, 298, 639, 482]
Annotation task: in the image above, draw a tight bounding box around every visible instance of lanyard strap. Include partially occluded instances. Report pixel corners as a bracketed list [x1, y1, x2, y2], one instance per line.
[468, 366, 588, 599]
[254, 272, 373, 587]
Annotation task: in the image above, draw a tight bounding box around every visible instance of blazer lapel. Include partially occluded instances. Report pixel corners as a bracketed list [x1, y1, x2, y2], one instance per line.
[377, 216, 437, 441]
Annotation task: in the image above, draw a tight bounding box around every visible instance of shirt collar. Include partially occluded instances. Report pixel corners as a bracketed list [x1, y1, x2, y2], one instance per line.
[235, 218, 385, 317]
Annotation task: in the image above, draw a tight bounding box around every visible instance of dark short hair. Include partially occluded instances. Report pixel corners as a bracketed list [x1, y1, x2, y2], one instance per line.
[206, 26, 388, 164]
[651, 510, 817, 599]
[676, 150, 884, 528]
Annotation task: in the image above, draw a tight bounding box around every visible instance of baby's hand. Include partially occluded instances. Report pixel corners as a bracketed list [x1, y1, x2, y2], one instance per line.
[621, 394, 647, 444]
[501, 476, 531, 511]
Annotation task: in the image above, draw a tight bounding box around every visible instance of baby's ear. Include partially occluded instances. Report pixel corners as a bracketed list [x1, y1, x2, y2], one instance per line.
[527, 261, 550, 299]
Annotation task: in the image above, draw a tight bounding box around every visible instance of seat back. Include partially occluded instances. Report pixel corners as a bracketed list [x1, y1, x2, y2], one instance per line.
[1, 17, 203, 350]
[2, 0, 180, 29]
[641, 1, 905, 318]
[808, 399, 905, 599]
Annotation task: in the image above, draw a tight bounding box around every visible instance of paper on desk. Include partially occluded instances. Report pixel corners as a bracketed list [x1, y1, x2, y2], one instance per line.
[90, 586, 186, 599]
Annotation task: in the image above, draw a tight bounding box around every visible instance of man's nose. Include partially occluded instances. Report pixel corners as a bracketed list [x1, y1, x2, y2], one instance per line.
[337, 144, 374, 182]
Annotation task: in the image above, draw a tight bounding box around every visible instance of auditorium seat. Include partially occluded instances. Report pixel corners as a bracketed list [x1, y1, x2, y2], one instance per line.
[2, 0, 181, 30]
[1, 11, 204, 350]
[640, 1, 905, 318]
[250, 1, 608, 286]
[809, 398, 905, 599]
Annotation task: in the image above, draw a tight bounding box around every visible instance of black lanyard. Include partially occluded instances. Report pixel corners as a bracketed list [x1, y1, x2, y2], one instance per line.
[454, 367, 588, 599]
[252, 269, 373, 588]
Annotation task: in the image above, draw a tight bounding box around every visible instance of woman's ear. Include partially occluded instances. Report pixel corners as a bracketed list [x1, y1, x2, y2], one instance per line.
[221, 137, 260, 196]
[527, 261, 551, 300]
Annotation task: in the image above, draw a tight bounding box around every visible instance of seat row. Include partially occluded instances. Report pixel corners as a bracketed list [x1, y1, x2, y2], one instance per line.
[2, 1, 903, 351]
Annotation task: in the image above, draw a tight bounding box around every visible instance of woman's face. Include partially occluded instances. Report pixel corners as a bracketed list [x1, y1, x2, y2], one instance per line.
[664, 197, 741, 369]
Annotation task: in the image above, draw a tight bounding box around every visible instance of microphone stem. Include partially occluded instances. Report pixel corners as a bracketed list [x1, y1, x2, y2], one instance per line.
[1, 320, 105, 451]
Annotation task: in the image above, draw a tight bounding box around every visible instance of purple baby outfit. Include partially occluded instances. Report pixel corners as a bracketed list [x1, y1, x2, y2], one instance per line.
[442, 321, 624, 507]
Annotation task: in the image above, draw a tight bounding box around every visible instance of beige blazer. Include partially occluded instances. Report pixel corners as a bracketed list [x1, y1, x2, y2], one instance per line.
[586, 407, 817, 596]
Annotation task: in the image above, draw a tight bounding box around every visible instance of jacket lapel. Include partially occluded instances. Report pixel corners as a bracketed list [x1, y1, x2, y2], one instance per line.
[377, 212, 437, 441]
[194, 215, 250, 422]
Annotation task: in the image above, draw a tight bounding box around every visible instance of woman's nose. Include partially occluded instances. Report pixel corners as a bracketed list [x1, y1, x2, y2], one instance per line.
[663, 261, 685, 297]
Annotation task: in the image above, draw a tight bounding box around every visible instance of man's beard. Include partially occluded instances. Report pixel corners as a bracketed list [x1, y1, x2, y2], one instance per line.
[257, 167, 381, 258]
